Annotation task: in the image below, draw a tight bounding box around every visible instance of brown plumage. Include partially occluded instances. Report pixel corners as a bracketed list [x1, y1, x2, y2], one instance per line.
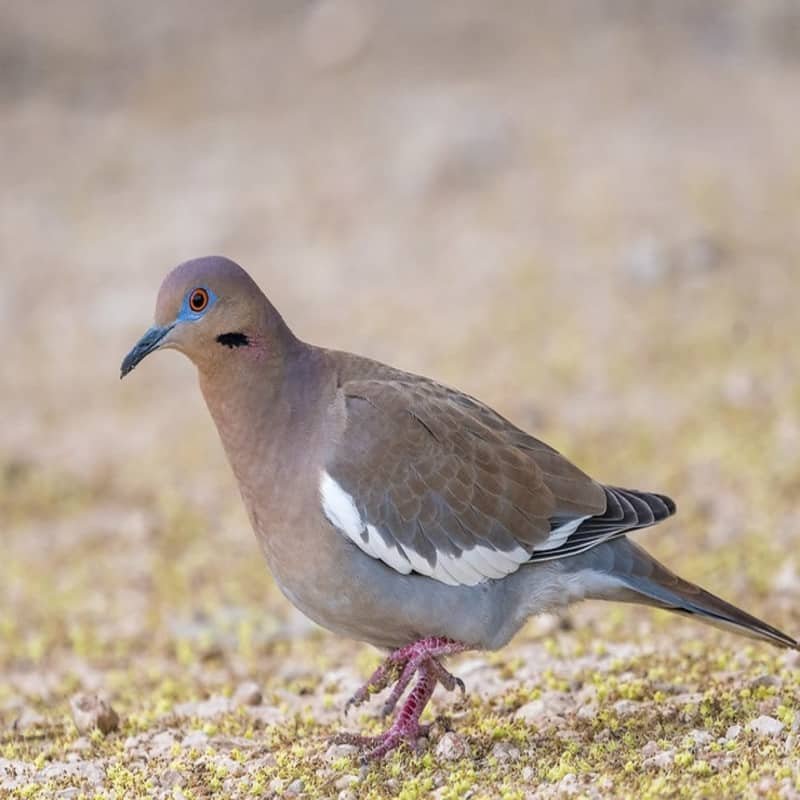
[122, 255, 797, 759]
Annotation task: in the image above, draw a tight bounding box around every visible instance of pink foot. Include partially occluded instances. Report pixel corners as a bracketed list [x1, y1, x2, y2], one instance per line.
[336, 636, 469, 761]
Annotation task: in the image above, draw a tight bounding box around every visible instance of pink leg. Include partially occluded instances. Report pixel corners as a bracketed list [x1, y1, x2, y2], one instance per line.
[335, 636, 470, 760]
[379, 646, 466, 718]
[345, 636, 468, 715]
[333, 662, 439, 760]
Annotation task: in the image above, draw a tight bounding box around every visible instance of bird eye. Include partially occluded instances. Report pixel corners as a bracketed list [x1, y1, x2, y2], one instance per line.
[189, 288, 209, 313]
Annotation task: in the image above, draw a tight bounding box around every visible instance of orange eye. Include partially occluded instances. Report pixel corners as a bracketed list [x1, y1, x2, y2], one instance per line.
[189, 288, 209, 313]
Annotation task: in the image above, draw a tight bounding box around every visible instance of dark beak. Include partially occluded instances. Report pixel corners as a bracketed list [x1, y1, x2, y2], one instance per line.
[120, 324, 174, 379]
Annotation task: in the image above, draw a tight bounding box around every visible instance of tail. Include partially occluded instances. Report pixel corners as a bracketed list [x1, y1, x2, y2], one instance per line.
[578, 537, 798, 650]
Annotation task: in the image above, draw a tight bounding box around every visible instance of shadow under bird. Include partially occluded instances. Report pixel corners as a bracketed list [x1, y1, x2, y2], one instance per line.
[121, 256, 798, 760]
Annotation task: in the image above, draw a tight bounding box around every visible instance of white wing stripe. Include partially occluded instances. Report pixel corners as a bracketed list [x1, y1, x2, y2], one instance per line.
[533, 515, 590, 551]
[320, 470, 531, 587]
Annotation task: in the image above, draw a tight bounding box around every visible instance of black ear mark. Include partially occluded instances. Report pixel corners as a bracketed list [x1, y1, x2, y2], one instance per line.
[216, 332, 250, 348]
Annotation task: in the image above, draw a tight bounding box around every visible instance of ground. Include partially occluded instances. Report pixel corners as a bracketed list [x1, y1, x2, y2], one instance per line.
[2, 2, 800, 798]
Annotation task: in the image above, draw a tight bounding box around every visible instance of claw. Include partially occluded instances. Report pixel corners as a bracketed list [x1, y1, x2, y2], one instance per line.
[334, 637, 470, 760]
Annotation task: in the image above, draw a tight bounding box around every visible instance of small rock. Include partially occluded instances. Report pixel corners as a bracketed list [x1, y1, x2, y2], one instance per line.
[175, 696, 231, 719]
[159, 769, 185, 790]
[435, 731, 469, 761]
[641, 740, 660, 758]
[334, 774, 359, 790]
[515, 691, 572, 724]
[151, 731, 177, 754]
[324, 743, 358, 762]
[749, 674, 781, 690]
[557, 773, 579, 796]
[688, 729, 713, 748]
[233, 681, 262, 707]
[612, 699, 640, 717]
[339, 791, 357, 800]
[214, 756, 244, 777]
[55, 790, 79, 800]
[748, 715, 785, 737]
[181, 731, 209, 750]
[725, 725, 741, 741]
[286, 777, 305, 795]
[576, 704, 597, 722]
[643, 749, 675, 770]
[69, 693, 119, 735]
[521, 765, 534, 781]
[490, 741, 520, 762]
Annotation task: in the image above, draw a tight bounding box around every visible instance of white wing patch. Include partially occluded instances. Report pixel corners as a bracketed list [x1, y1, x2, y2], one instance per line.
[533, 515, 590, 552]
[319, 471, 530, 586]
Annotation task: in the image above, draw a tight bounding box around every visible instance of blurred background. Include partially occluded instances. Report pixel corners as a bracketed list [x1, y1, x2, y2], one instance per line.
[2, 1, 800, 797]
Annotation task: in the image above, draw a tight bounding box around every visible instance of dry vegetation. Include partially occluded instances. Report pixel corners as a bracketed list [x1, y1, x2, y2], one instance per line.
[2, 1, 800, 798]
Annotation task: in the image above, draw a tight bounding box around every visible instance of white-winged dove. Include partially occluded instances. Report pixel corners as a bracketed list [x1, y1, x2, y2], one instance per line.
[122, 256, 797, 760]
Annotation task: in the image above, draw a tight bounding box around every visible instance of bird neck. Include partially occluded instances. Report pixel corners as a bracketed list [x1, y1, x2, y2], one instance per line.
[197, 341, 333, 506]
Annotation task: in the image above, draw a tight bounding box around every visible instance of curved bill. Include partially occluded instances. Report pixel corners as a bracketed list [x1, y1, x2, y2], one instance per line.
[120, 324, 174, 379]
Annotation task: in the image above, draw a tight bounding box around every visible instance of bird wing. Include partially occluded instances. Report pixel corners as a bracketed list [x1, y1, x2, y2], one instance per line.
[321, 372, 662, 587]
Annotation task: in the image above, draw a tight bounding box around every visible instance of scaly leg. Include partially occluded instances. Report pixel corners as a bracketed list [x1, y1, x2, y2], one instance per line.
[335, 636, 470, 760]
[333, 661, 439, 760]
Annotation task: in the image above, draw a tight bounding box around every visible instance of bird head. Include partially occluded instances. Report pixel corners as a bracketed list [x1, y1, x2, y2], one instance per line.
[121, 255, 292, 379]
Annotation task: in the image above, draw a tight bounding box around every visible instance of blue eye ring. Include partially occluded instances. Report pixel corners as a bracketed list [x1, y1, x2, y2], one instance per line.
[179, 286, 218, 321]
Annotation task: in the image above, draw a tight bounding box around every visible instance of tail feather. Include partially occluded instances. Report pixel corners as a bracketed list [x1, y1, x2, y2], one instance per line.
[581, 537, 798, 650]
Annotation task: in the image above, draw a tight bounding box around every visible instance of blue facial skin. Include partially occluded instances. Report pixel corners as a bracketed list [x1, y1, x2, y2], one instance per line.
[120, 286, 218, 378]
[177, 286, 218, 322]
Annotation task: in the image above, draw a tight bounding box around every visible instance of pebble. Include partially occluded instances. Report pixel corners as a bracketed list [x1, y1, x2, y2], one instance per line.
[515, 691, 572, 724]
[324, 742, 359, 762]
[642, 749, 675, 769]
[557, 773, 580, 796]
[435, 731, 469, 761]
[174, 696, 231, 719]
[286, 777, 305, 795]
[69, 693, 119, 735]
[749, 674, 781, 690]
[335, 773, 360, 790]
[612, 699, 640, 718]
[641, 740, 660, 758]
[725, 724, 742, 741]
[150, 731, 177, 753]
[747, 715, 785, 737]
[214, 756, 244, 777]
[181, 730, 209, 750]
[159, 769, 185, 789]
[490, 741, 520, 762]
[233, 681, 262, 707]
[687, 729, 713, 748]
